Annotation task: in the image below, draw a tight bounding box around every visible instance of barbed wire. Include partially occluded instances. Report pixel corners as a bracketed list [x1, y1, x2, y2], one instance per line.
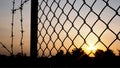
[11, 0, 15, 55]
[1, 0, 119, 57]
[20, 0, 24, 55]
[10, 0, 29, 55]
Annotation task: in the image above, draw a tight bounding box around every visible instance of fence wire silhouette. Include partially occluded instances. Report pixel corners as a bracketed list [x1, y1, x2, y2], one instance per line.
[37, 0, 120, 57]
[0, 0, 120, 58]
[6, 0, 29, 55]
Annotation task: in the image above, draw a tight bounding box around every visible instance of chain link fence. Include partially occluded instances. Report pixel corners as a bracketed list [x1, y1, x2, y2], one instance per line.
[0, 0, 119, 58]
[37, 0, 120, 57]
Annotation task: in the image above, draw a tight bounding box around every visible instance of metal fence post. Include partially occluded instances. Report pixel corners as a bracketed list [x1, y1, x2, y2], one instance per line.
[30, 0, 38, 58]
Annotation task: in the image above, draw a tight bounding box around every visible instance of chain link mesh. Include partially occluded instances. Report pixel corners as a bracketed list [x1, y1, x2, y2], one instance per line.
[0, 0, 119, 58]
[37, 0, 120, 57]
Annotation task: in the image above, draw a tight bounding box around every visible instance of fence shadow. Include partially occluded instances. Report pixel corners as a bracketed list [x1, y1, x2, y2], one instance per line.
[0, 48, 120, 67]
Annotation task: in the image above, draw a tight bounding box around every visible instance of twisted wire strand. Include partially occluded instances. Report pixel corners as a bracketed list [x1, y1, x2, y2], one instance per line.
[0, 42, 12, 55]
[11, 0, 15, 55]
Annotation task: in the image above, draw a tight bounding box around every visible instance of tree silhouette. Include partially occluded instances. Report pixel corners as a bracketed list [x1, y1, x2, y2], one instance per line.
[0, 48, 120, 67]
[95, 49, 104, 58]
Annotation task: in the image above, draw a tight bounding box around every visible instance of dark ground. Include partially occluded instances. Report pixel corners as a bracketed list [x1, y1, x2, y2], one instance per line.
[0, 48, 120, 67]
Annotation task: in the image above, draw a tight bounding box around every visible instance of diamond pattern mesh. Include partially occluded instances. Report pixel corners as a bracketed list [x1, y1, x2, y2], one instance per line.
[37, 0, 120, 57]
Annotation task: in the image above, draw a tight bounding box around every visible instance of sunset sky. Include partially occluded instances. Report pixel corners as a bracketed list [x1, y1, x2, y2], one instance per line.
[0, 0, 30, 55]
[0, 0, 120, 57]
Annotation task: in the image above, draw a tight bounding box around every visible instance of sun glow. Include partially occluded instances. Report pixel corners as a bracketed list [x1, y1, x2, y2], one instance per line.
[88, 44, 97, 53]
[82, 43, 97, 57]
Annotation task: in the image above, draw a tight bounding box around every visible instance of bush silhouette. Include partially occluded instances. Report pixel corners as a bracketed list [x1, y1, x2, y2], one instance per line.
[0, 48, 120, 67]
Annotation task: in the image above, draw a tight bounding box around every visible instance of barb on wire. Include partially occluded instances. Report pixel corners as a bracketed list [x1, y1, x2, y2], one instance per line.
[14, 0, 30, 11]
